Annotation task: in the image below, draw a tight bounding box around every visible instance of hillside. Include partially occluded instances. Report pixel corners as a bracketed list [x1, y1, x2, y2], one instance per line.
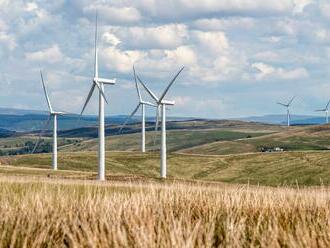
[0, 119, 280, 156]
[1, 151, 330, 186]
[59, 119, 281, 152]
[0, 128, 15, 138]
[180, 124, 330, 155]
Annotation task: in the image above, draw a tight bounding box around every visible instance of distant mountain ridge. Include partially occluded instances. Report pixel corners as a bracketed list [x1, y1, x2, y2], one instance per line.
[0, 108, 326, 132]
[236, 114, 326, 125]
[0, 108, 194, 132]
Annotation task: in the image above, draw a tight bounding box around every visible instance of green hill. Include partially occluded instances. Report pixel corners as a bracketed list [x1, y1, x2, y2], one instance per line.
[180, 124, 330, 155]
[2, 151, 330, 186]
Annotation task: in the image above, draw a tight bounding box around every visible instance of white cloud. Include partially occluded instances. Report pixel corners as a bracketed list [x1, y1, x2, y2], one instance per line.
[25, 2, 38, 12]
[172, 96, 192, 106]
[254, 51, 280, 62]
[192, 17, 255, 31]
[84, 5, 142, 25]
[25, 45, 63, 63]
[293, 0, 313, 14]
[165, 46, 197, 66]
[102, 32, 121, 47]
[192, 31, 229, 54]
[0, 32, 16, 51]
[320, 3, 330, 20]
[135, 0, 294, 21]
[252, 62, 309, 80]
[115, 24, 188, 50]
[101, 47, 144, 73]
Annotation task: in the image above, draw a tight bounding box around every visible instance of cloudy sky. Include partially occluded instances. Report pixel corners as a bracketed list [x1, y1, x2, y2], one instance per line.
[0, 0, 329, 118]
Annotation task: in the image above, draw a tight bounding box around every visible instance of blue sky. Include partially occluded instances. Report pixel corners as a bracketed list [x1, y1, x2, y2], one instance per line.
[0, 0, 329, 118]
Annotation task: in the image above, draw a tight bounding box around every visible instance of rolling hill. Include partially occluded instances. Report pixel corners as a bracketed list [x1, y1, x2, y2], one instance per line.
[1, 151, 330, 186]
[180, 124, 330, 155]
[59, 120, 282, 152]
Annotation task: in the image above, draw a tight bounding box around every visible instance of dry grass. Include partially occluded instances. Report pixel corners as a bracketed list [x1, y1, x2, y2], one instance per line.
[0, 176, 330, 247]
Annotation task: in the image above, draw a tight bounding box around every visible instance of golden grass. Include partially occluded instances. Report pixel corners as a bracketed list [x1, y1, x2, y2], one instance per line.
[1, 176, 330, 247]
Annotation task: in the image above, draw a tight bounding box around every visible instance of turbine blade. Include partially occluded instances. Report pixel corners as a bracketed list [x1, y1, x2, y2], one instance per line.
[143, 101, 157, 107]
[31, 115, 52, 154]
[137, 76, 159, 102]
[326, 99, 330, 110]
[155, 105, 160, 132]
[159, 66, 184, 102]
[80, 83, 96, 115]
[40, 71, 53, 113]
[277, 102, 287, 107]
[118, 103, 141, 134]
[288, 96, 296, 106]
[315, 109, 325, 112]
[133, 66, 142, 101]
[94, 11, 98, 78]
[94, 81, 108, 104]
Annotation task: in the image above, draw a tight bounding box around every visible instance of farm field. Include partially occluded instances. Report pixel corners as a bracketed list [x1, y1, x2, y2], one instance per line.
[0, 175, 329, 247]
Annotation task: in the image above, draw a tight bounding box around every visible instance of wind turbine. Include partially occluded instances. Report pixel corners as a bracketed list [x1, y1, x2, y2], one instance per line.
[315, 99, 330, 124]
[137, 67, 184, 178]
[80, 13, 116, 181]
[32, 71, 64, 170]
[277, 96, 295, 127]
[118, 66, 156, 152]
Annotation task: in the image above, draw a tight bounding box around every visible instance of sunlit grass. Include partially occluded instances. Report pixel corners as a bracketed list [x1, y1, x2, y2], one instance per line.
[0, 176, 329, 247]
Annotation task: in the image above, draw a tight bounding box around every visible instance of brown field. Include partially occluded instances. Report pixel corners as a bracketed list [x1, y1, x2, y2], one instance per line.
[0, 174, 330, 247]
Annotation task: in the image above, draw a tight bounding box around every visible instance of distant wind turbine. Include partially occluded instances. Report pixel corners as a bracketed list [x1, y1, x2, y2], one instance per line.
[315, 99, 330, 124]
[80, 13, 116, 181]
[277, 96, 295, 127]
[137, 67, 184, 178]
[32, 71, 65, 170]
[118, 66, 156, 152]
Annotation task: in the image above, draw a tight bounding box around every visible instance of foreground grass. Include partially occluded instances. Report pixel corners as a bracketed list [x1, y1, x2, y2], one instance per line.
[0, 176, 330, 247]
[2, 151, 330, 186]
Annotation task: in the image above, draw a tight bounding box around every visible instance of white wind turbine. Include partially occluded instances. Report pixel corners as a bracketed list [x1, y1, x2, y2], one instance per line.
[137, 67, 184, 178]
[277, 96, 295, 127]
[118, 66, 156, 152]
[80, 14, 116, 181]
[32, 71, 65, 170]
[315, 99, 330, 124]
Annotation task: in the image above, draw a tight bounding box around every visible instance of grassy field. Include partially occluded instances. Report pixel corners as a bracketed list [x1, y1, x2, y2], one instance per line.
[0, 135, 81, 155]
[0, 176, 330, 247]
[181, 124, 330, 155]
[0, 120, 281, 155]
[60, 129, 269, 152]
[2, 150, 330, 186]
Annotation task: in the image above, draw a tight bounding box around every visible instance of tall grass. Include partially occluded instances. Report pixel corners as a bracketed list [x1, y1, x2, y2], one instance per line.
[0, 177, 330, 247]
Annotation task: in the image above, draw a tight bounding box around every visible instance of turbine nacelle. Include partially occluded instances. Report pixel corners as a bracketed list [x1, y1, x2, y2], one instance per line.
[94, 77, 116, 85]
[51, 111, 66, 116]
[141, 101, 157, 107]
[160, 100, 175, 105]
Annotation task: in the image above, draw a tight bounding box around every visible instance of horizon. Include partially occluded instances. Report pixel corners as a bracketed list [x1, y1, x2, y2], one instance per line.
[0, 106, 327, 120]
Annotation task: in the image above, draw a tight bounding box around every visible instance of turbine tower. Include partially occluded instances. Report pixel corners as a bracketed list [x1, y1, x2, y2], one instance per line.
[118, 66, 156, 152]
[137, 67, 184, 178]
[277, 96, 295, 127]
[32, 71, 64, 170]
[315, 99, 330, 124]
[80, 13, 116, 181]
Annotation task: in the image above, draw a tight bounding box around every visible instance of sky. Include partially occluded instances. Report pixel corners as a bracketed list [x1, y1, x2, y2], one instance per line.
[0, 0, 329, 118]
